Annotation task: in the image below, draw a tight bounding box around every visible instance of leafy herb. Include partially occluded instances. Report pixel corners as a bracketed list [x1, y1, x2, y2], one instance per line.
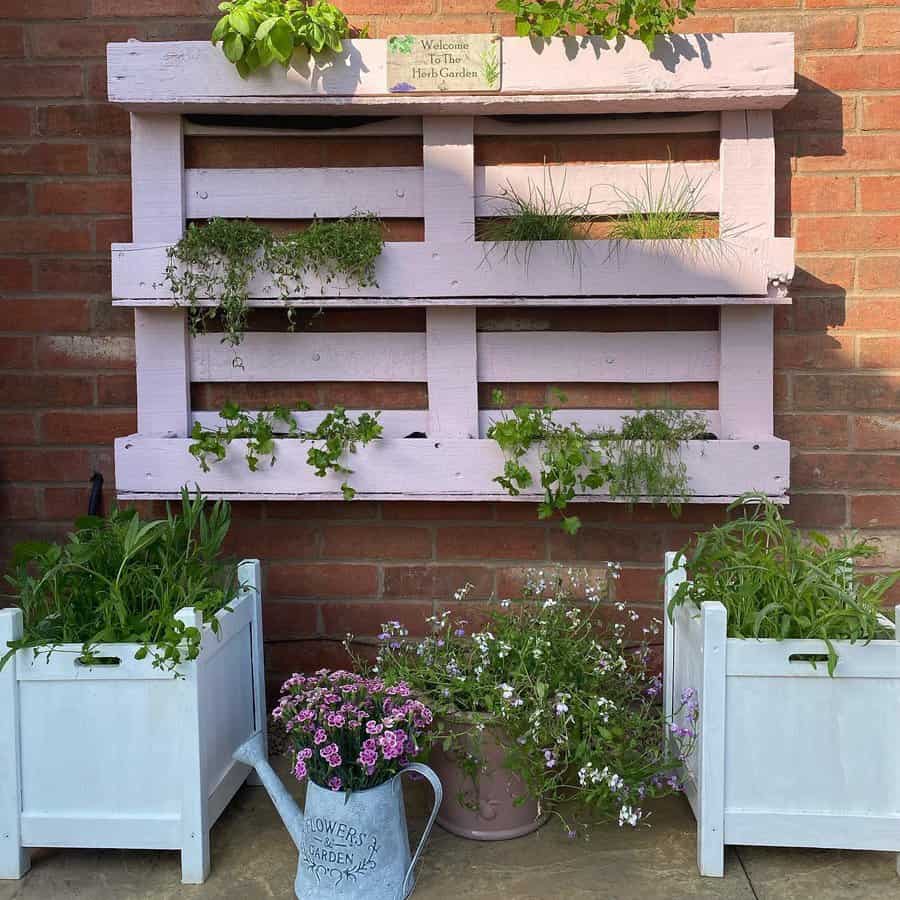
[189, 402, 383, 499]
[667, 495, 900, 675]
[495, 0, 696, 50]
[3, 489, 235, 674]
[165, 215, 384, 350]
[212, 0, 365, 78]
[487, 391, 706, 532]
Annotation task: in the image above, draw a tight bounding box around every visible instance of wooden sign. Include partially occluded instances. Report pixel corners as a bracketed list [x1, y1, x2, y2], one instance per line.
[386, 34, 501, 93]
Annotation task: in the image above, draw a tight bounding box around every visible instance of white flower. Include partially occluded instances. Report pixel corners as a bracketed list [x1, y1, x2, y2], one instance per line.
[542, 598, 558, 609]
[555, 701, 569, 716]
[618, 804, 641, 827]
[500, 598, 511, 608]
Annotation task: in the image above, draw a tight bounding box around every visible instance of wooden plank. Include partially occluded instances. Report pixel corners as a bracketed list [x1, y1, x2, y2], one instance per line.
[476, 162, 720, 216]
[423, 117, 474, 241]
[130, 114, 190, 437]
[19, 813, 180, 850]
[719, 110, 774, 240]
[114, 435, 790, 500]
[192, 409, 723, 440]
[474, 112, 720, 136]
[477, 331, 719, 382]
[663, 551, 686, 730]
[697, 601, 727, 878]
[107, 36, 795, 105]
[724, 811, 900, 852]
[0, 609, 29, 878]
[184, 167, 424, 219]
[190, 332, 426, 382]
[112, 238, 795, 299]
[718, 305, 774, 439]
[426, 308, 479, 439]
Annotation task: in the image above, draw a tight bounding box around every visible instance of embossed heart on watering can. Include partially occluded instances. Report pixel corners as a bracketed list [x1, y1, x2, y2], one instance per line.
[235, 733, 442, 899]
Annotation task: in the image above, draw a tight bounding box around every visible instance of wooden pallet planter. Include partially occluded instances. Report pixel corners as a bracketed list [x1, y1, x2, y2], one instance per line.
[0, 561, 266, 885]
[107, 34, 793, 503]
[663, 554, 900, 877]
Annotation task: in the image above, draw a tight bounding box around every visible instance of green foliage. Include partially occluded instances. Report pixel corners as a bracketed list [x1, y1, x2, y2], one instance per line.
[372, 569, 697, 830]
[165, 215, 384, 351]
[3, 489, 236, 674]
[607, 164, 710, 241]
[477, 169, 592, 271]
[480, 41, 500, 87]
[667, 495, 900, 675]
[189, 402, 383, 499]
[212, 0, 362, 78]
[387, 34, 415, 54]
[487, 391, 706, 532]
[495, 0, 696, 49]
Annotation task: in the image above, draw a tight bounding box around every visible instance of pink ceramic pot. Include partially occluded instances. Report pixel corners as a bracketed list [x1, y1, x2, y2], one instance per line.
[428, 720, 548, 841]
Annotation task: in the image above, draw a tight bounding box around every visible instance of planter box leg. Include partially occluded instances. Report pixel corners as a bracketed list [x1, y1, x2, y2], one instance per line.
[0, 610, 29, 879]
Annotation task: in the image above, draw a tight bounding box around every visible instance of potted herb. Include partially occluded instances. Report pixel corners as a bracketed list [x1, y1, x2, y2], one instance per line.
[664, 496, 900, 876]
[0, 490, 266, 884]
[375, 568, 697, 840]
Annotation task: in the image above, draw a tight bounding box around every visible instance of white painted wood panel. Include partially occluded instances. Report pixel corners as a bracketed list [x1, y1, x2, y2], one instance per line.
[130, 114, 190, 437]
[718, 305, 774, 438]
[477, 331, 719, 382]
[108, 35, 795, 106]
[426, 308, 479, 439]
[719, 110, 775, 240]
[476, 162, 719, 216]
[190, 332, 426, 382]
[114, 435, 789, 501]
[112, 238, 795, 299]
[184, 167, 424, 219]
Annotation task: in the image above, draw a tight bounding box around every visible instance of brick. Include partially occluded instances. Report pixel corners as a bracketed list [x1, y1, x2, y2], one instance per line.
[549, 526, 666, 564]
[862, 96, 900, 131]
[224, 520, 318, 560]
[0, 183, 28, 216]
[858, 258, 900, 291]
[4, 0, 87, 15]
[0, 64, 82, 98]
[793, 374, 900, 411]
[795, 216, 900, 253]
[36, 258, 110, 294]
[793, 257, 854, 295]
[41, 410, 136, 444]
[268, 500, 378, 520]
[94, 218, 132, 251]
[0, 220, 90, 254]
[739, 13, 856, 49]
[34, 180, 131, 215]
[43, 485, 90, 520]
[0, 373, 93, 407]
[0, 143, 88, 175]
[382, 501, 496, 521]
[789, 175, 855, 213]
[614, 567, 664, 604]
[776, 92, 855, 133]
[0, 26, 24, 58]
[90, 0, 218, 13]
[0, 336, 34, 369]
[860, 337, 900, 369]
[860, 176, 900, 213]
[799, 135, 900, 174]
[0, 259, 32, 292]
[495, 565, 614, 601]
[792, 453, 900, 490]
[673, 15, 734, 32]
[774, 413, 849, 449]
[30, 23, 137, 58]
[36, 104, 129, 137]
[782, 492, 847, 528]
[36, 335, 134, 369]
[374, 15, 491, 35]
[266, 563, 379, 599]
[320, 601, 433, 637]
[0, 298, 90, 333]
[340, 0, 433, 13]
[320, 524, 432, 560]
[698, 0, 797, 8]
[383, 565, 494, 599]
[0, 413, 36, 445]
[843, 298, 900, 331]
[96, 373, 135, 405]
[852, 495, 900, 528]
[0, 486, 38, 520]
[261, 600, 318, 639]
[0, 106, 31, 138]
[437, 525, 545, 560]
[853, 415, 900, 450]
[775, 333, 854, 369]
[863, 11, 900, 48]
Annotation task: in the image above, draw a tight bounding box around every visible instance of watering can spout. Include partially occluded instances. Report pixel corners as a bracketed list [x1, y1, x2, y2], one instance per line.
[234, 732, 305, 850]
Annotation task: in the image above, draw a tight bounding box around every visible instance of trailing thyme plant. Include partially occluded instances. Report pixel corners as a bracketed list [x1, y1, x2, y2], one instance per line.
[487, 391, 707, 533]
[3, 488, 235, 674]
[667, 495, 900, 675]
[165, 215, 383, 350]
[189, 402, 383, 500]
[372, 569, 698, 831]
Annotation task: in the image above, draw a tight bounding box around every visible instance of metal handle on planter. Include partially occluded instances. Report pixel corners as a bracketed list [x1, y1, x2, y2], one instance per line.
[398, 762, 443, 900]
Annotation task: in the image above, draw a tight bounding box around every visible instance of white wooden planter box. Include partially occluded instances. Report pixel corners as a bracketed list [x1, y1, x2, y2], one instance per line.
[663, 551, 900, 877]
[0, 559, 266, 885]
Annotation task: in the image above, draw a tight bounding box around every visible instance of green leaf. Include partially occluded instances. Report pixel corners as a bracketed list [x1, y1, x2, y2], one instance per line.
[515, 18, 533, 36]
[223, 31, 245, 62]
[228, 7, 254, 37]
[269, 21, 294, 62]
[211, 14, 231, 43]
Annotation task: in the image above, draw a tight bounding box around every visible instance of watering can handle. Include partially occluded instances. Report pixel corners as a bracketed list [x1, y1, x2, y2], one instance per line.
[398, 762, 443, 900]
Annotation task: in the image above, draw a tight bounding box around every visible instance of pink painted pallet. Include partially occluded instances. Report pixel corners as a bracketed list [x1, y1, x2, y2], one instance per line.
[107, 34, 793, 502]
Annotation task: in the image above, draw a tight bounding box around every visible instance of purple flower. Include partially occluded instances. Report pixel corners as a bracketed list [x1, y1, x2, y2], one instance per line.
[327, 776, 343, 791]
[293, 758, 308, 780]
[313, 728, 327, 745]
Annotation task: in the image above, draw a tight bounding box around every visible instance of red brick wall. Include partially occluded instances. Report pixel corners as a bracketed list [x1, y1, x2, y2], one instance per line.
[2, 1, 898, 685]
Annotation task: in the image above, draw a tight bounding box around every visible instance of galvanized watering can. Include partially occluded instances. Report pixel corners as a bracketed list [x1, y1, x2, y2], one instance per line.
[234, 733, 442, 900]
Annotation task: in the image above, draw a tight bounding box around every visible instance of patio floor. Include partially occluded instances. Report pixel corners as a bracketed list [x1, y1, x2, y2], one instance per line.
[3, 758, 899, 900]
